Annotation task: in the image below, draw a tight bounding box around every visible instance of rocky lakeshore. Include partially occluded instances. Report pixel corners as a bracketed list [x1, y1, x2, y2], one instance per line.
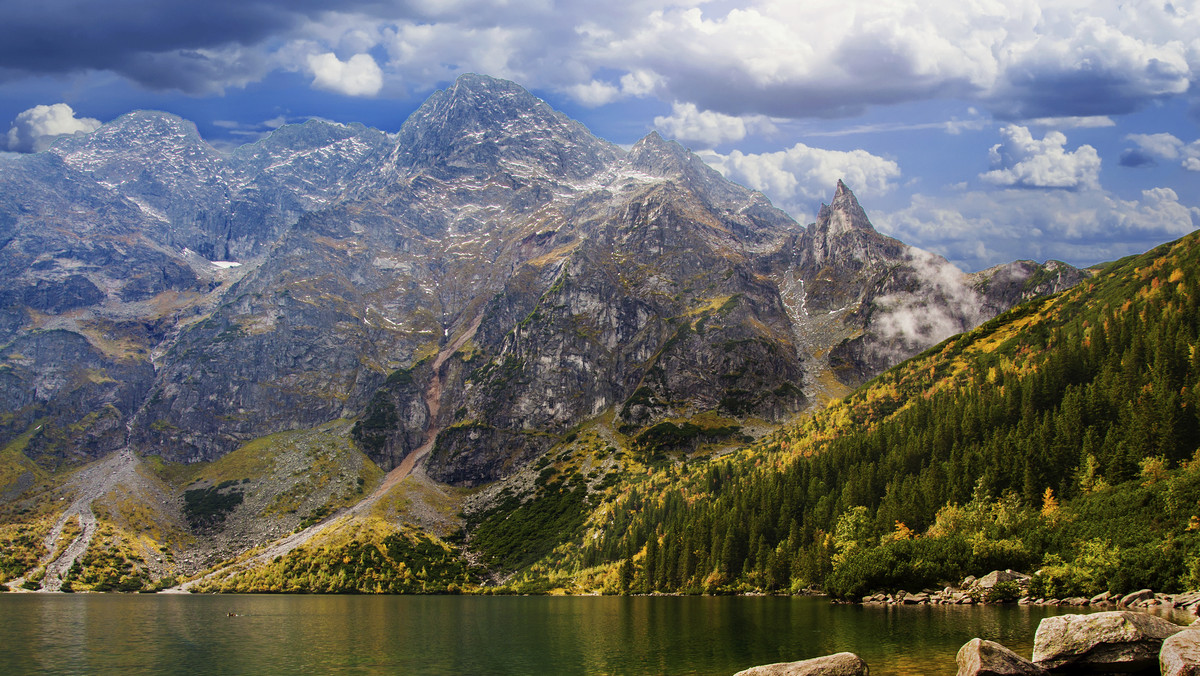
[735, 609, 1200, 675]
[856, 569, 1200, 615]
[733, 571, 1200, 675]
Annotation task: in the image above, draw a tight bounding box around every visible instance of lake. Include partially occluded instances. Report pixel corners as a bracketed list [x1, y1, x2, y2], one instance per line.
[0, 594, 1182, 675]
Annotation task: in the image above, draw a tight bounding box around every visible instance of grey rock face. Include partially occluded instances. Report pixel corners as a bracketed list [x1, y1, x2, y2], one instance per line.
[390, 73, 623, 183]
[976, 570, 1031, 589]
[970, 259, 1088, 316]
[49, 111, 252, 260]
[1162, 627, 1200, 676]
[0, 329, 155, 463]
[733, 652, 869, 676]
[956, 638, 1048, 676]
[0, 73, 1087, 482]
[1032, 610, 1184, 672]
[424, 179, 806, 484]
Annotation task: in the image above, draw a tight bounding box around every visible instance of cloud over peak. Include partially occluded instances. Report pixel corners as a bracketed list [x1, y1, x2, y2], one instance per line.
[653, 103, 776, 148]
[880, 185, 1199, 272]
[5, 103, 101, 153]
[699, 142, 901, 221]
[307, 52, 383, 97]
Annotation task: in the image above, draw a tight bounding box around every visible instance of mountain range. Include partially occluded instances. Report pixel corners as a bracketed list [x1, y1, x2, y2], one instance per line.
[0, 74, 1089, 591]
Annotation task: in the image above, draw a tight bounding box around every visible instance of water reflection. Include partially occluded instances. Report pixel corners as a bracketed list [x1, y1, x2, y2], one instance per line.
[0, 595, 1189, 675]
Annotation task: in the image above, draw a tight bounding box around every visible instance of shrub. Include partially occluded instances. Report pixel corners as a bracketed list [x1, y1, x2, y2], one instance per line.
[1029, 540, 1119, 598]
[983, 580, 1021, 603]
[183, 486, 244, 529]
[826, 536, 973, 599]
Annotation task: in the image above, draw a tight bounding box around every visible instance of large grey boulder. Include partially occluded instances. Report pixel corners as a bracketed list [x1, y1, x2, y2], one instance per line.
[1032, 610, 1184, 672]
[1161, 627, 1200, 676]
[733, 652, 869, 675]
[976, 570, 1031, 589]
[956, 638, 1048, 675]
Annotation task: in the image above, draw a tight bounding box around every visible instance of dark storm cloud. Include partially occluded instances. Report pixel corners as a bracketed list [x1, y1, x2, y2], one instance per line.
[987, 63, 1188, 121]
[3, 0, 1197, 124]
[0, 0, 405, 89]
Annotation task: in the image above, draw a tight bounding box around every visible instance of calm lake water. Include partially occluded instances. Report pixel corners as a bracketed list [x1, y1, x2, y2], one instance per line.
[0, 594, 1182, 675]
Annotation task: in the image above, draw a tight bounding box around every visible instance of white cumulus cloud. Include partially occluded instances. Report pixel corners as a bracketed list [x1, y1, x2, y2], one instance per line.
[699, 142, 900, 220]
[619, 70, 659, 97]
[566, 80, 622, 107]
[1024, 116, 1116, 129]
[1126, 132, 1185, 159]
[654, 102, 776, 148]
[579, 1, 1200, 121]
[380, 23, 533, 91]
[1122, 132, 1200, 172]
[980, 124, 1101, 190]
[307, 52, 383, 97]
[878, 186, 1200, 271]
[6, 103, 102, 153]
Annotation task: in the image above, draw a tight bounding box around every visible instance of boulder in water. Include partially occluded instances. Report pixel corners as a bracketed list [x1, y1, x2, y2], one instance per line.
[955, 638, 1048, 676]
[733, 652, 869, 675]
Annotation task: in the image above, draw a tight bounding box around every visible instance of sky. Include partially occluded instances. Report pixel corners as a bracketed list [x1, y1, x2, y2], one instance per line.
[2, 0, 1200, 272]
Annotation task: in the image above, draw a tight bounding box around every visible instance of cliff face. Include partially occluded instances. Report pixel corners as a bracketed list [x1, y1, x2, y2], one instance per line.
[0, 74, 1085, 484]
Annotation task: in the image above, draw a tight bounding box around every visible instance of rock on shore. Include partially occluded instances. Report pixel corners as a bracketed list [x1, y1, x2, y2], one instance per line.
[733, 652, 869, 675]
[1162, 626, 1200, 676]
[1032, 610, 1184, 672]
[955, 638, 1048, 676]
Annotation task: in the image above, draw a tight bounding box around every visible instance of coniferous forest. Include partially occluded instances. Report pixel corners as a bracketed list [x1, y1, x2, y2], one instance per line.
[482, 233, 1200, 599]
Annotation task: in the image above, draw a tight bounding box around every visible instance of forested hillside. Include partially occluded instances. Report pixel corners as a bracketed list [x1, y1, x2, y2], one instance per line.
[493, 231, 1200, 598]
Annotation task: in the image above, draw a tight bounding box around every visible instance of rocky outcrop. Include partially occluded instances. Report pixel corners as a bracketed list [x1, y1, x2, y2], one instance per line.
[977, 570, 1031, 589]
[733, 652, 869, 676]
[0, 329, 155, 463]
[1031, 610, 1184, 672]
[970, 259, 1088, 317]
[426, 422, 556, 486]
[791, 182, 1085, 388]
[956, 638, 1048, 676]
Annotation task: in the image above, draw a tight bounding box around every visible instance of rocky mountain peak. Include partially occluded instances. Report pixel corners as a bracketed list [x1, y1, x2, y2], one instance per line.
[627, 131, 763, 210]
[814, 179, 874, 238]
[50, 110, 212, 167]
[233, 119, 380, 164]
[0, 73, 1093, 502]
[628, 131, 686, 174]
[230, 119, 392, 211]
[48, 110, 228, 197]
[391, 73, 621, 181]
